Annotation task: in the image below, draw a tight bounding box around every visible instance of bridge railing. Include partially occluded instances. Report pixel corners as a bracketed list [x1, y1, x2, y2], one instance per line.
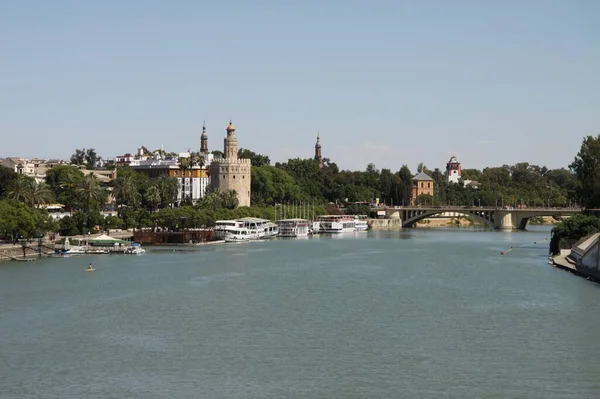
[371, 205, 582, 211]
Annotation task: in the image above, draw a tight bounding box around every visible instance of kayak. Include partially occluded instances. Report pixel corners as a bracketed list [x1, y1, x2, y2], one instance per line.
[86, 268, 95, 272]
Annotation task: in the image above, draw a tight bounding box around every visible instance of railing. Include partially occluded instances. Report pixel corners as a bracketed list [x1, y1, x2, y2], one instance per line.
[373, 205, 582, 211]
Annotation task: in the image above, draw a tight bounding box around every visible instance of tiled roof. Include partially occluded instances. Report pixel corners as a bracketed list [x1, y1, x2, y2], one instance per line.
[413, 172, 433, 181]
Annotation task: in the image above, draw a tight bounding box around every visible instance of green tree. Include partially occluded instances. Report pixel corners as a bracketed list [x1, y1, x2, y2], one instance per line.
[5, 175, 34, 203]
[70, 149, 86, 165]
[221, 190, 239, 209]
[0, 165, 17, 198]
[45, 165, 85, 211]
[156, 175, 178, 208]
[76, 174, 106, 211]
[345, 203, 371, 215]
[397, 165, 413, 206]
[0, 200, 55, 240]
[112, 171, 141, 208]
[30, 182, 54, 208]
[238, 148, 271, 167]
[550, 214, 600, 254]
[145, 185, 161, 211]
[569, 134, 600, 209]
[85, 148, 99, 169]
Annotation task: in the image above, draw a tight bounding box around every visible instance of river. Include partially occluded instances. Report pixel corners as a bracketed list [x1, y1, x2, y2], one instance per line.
[1, 226, 600, 398]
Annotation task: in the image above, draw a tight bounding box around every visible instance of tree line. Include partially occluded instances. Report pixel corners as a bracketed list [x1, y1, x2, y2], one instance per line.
[0, 135, 594, 241]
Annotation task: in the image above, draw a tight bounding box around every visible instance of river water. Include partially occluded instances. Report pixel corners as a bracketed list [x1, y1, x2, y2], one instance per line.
[2, 226, 600, 398]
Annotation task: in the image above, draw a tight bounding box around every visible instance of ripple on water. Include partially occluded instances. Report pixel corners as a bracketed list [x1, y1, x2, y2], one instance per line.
[4, 226, 600, 399]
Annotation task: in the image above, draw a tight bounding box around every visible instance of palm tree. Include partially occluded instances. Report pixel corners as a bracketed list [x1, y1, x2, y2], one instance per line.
[156, 175, 178, 208]
[190, 151, 205, 168]
[76, 174, 106, 211]
[222, 189, 239, 209]
[112, 173, 140, 209]
[30, 182, 54, 208]
[6, 175, 34, 203]
[145, 185, 161, 211]
[58, 170, 81, 212]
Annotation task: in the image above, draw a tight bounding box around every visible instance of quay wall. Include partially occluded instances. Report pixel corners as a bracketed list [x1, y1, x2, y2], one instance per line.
[368, 218, 401, 230]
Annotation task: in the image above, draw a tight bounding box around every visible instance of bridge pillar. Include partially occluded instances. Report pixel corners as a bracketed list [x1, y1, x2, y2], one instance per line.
[493, 210, 517, 230]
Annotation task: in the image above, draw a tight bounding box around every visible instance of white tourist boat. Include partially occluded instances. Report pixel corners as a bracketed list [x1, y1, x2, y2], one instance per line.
[310, 221, 320, 234]
[354, 215, 369, 231]
[316, 215, 356, 233]
[264, 221, 279, 238]
[277, 218, 309, 237]
[224, 227, 253, 242]
[214, 220, 245, 240]
[238, 217, 268, 239]
[218, 218, 279, 242]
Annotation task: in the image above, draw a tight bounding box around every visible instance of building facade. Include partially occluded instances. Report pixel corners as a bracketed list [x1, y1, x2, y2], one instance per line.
[130, 153, 211, 204]
[411, 172, 435, 205]
[209, 121, 251, 207]
[446, 155, 461, 183]
[129, 123, 214, 205]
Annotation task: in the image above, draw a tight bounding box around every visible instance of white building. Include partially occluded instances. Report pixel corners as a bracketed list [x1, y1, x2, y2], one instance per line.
[0, 157, 51, 183]
[129, 151, 213, 205]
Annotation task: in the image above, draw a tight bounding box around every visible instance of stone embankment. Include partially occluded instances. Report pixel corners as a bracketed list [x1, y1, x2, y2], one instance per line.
[368, 218, 402, 230]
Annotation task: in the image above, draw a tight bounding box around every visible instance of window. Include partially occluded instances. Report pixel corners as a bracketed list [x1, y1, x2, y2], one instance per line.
[428, 182, 431, 188]
[420, 182, 423, 188]
[233, 175, 236, 179]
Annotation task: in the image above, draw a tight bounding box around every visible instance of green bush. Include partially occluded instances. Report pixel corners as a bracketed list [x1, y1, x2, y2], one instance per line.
[550, 214, 600, 254]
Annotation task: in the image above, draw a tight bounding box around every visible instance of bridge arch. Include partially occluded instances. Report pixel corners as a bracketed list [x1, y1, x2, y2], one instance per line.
[402, 210, 494, 228]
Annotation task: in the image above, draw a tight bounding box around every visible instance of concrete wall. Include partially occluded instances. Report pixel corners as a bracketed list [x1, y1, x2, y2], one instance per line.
[369, 218, 402, 230]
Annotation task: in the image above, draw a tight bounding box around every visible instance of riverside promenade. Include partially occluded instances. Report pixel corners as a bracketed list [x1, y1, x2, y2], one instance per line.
[0, 231, 135, 261]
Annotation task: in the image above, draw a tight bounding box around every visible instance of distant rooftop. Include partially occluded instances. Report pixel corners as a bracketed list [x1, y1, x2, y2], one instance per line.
[413, 172, 433, 181]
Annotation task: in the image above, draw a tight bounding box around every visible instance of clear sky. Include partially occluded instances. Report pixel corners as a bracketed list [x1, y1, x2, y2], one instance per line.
[1, 0, 598, 172]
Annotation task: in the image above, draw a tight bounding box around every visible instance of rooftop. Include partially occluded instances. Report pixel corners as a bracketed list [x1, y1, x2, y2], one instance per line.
[413, 172, 434, 181]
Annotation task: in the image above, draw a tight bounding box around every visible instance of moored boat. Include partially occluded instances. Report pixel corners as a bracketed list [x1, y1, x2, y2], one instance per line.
[316, 215, 356, 233]
[264, 221, 279, 238]
[277, 218, 309, 237]
[354, 215, 369, 231]
[125, 243, 146, 254]
[214, 220, 245, 240]
[224, 227, 252, 242]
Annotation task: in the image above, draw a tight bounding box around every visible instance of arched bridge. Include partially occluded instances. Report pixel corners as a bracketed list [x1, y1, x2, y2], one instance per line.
[371, 206, 581, 230]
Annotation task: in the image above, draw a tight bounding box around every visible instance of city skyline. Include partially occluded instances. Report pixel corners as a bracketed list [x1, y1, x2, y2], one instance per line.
[1, 0, 598, 171]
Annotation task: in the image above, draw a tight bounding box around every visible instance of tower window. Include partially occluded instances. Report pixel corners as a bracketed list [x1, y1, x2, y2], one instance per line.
[233, 175, 236, 179]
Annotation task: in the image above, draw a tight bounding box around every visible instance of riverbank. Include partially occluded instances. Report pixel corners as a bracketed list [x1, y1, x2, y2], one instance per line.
[416, 215, 559, 228]
[551, 250, 599, 282]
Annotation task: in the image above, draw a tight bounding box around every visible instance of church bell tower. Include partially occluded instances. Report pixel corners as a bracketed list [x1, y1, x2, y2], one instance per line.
[200, 121, 208, 154]
[314, 132, 323, 169]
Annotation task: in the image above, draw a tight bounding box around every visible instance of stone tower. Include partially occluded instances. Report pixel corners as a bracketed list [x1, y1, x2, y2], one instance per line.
[314, 132, 323, 169]
[200, 121, 208, 154]
[209, 121, 251, 207]
[446, 154, 461, 184]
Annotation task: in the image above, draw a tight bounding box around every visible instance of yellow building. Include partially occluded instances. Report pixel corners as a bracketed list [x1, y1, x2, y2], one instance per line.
[411, 172, 434, 205]
[130, 154, 212, 205]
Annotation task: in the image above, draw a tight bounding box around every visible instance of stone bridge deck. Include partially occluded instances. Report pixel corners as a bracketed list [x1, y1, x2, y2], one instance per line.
[371, 206, 581, 230]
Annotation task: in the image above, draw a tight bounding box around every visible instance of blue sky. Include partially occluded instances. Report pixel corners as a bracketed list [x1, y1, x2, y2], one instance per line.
[1, 0, 598, 172]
